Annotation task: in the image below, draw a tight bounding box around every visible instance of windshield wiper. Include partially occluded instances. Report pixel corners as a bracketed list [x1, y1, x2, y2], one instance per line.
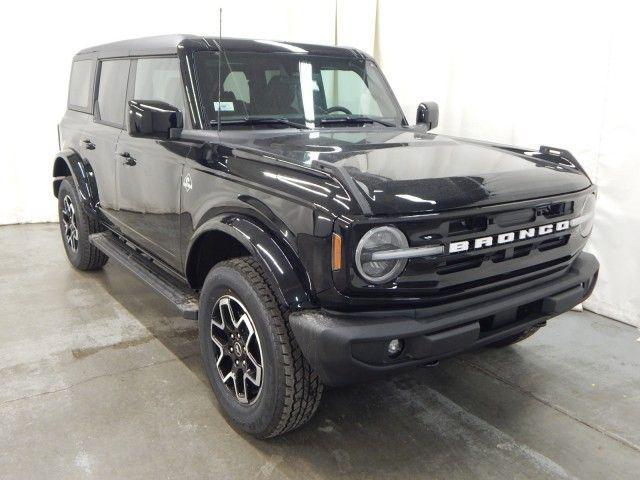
[210, 116, 310, 129]
[318, 116, 396, 127]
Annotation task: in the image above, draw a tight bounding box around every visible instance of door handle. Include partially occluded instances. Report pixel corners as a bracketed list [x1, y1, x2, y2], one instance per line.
[83, 139, 95, 150]
[119, 152, 136, 166]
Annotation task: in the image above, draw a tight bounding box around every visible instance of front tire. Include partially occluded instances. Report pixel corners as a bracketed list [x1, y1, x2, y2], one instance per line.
[198, 257, 323, 438]
[57, 177, 108, 271]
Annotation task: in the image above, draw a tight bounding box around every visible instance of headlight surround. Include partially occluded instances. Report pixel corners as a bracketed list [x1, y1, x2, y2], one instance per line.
[579, 194, 597, 237]
[355, 226, 409, 284]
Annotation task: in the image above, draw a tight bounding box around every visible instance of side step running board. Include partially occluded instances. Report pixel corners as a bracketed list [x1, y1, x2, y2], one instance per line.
[89, 232, 199, 320]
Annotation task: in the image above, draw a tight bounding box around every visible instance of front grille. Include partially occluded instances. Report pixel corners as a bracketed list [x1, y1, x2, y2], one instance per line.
[436, 256, 571, 296]
[437, 254, 484, 274]
[448, 216, 488, 236]
[347, 192, 590, 303]
[435, 233, 571, 273]
[539, 234, 570, 252]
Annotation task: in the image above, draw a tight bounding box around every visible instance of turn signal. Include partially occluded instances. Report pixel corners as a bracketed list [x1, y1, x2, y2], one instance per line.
[332, 233, 343, 271]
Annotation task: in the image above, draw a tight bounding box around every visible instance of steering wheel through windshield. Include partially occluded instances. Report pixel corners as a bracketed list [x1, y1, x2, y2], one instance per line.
[322, 105, 353, 115]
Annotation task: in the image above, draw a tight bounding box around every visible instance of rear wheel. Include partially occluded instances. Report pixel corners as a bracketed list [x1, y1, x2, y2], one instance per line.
[198, 257, 323, 438]
[57, 177, 108, 271]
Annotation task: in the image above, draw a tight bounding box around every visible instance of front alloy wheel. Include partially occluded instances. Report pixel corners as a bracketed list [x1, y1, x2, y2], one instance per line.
[62, 195, 79, 252]
[198, 257, 323, 438]
[210, 295, 264, 404]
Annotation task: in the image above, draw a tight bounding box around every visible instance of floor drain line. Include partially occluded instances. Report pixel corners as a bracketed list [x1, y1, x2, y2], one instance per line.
[457, 358, 640, 454]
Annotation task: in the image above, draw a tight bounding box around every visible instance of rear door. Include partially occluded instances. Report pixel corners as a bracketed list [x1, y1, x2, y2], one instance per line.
[82, 58, 130, 221]
[113, 57, 187, 270]
[60, 57, 96, 155]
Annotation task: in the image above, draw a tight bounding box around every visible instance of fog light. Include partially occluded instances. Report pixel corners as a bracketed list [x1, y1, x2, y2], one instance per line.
[387, 338, 403, 358]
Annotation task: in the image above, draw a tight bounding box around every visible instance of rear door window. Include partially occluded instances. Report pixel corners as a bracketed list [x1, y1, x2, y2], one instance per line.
[68, 60, 94, 111]
[133, 58, 184, 112]
[96, 59, 130, 127]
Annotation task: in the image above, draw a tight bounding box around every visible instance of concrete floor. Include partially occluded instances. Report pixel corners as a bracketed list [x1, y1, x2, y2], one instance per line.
[1, 223, 639, 479]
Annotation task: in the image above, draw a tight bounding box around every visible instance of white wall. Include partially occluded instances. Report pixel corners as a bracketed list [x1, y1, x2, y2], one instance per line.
[0, 0, 336, 225]
[2, 0, 638, 326]
[368, 0, 640, 326]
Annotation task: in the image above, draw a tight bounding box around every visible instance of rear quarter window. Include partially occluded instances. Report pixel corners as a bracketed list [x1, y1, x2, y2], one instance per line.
[68, 60, 94, 111]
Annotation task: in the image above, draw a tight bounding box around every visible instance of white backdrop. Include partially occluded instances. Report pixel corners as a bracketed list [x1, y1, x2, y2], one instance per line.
[370, 0, 640, 326]
[1, 0, 638, 326]
[0, 0, 336, 225]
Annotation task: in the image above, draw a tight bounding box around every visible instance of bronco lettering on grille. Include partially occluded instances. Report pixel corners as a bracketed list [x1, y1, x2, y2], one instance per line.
[448, 220, 570, 254]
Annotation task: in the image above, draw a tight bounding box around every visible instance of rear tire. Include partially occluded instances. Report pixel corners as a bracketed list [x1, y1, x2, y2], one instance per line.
[57, 177, 108, 271]
[198, 257, 323, 438]
[489, 325, 541, 348]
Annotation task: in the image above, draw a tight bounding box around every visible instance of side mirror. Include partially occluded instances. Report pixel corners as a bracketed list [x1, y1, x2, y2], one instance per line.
[128, 100, 183, 139]
[416, 101, 439, 131]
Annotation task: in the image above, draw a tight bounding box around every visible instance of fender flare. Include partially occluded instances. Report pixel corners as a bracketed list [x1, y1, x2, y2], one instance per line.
[53, 149, 100, 217]
[186, 214, 314, 310]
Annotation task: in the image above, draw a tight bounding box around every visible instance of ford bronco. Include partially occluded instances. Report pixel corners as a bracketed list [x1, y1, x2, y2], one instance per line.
[54, 35, 599, 438]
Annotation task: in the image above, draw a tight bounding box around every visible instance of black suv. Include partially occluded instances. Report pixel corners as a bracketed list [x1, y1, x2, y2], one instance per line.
[54, 35, 599, 438]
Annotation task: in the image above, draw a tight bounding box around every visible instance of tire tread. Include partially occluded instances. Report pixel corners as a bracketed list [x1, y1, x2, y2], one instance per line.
[59, 177, 108, 271]
[220, 257, 323, 437]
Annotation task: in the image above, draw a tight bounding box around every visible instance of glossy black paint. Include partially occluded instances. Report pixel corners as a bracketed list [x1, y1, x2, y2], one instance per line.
[184, 128, 592, 216]
[56, 35, 596, 314]
[184, 214, 314, 309]
[112, 133, 189, 269]
[53, 148, 99, 216]
[127, 99, 184, 138]
[416, 101, 439, 130]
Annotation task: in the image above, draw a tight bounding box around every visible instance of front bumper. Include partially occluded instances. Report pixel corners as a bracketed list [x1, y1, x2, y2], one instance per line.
[289, 252, 599, 386]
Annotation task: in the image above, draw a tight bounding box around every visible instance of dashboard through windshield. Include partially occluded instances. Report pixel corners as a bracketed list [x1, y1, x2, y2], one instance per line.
[193, 51, 404, 129]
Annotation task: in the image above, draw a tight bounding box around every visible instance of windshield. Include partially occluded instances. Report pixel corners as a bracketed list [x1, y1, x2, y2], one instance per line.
[193, 51, 404, 129]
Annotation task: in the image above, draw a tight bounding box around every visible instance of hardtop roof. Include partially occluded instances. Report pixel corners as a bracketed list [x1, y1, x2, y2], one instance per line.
[75, 34, 365, 59]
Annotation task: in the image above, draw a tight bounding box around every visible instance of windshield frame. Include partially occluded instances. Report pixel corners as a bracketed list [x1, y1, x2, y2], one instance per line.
[192, 51, 408, 130]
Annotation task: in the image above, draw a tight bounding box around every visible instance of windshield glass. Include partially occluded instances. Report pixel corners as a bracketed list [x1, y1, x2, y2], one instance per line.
[193, 51, 404, 128]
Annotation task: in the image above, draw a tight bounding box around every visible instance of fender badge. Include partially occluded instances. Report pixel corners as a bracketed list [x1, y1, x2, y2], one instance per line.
[183, 173, 193, 192]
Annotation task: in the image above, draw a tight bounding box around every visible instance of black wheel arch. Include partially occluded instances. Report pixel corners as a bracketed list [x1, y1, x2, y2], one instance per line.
[185, 214, 315, 311]
[53, 149, 100, 218]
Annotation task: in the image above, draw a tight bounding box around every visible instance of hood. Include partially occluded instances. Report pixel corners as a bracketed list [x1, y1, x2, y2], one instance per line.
[210, 127, 592, 216]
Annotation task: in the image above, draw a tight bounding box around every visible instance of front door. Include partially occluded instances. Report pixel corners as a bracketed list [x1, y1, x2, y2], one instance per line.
[113, 57, 188, 271]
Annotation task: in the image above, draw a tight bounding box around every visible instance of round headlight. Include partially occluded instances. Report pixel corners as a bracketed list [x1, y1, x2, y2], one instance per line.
[579, 194, 597, 237]
[355, 226, 409, 284]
